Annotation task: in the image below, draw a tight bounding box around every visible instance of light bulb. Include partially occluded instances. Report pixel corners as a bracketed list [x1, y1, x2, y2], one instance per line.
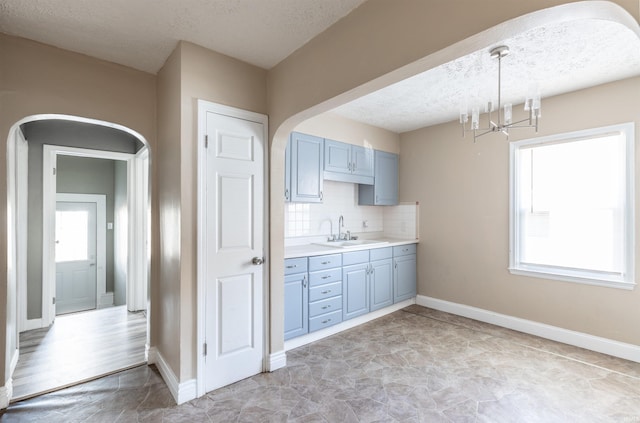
[471, 106, 480, 130]
[503, 103, 512, 125]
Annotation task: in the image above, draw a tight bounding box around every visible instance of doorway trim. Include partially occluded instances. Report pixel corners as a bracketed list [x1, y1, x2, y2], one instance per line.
[54, 193, 107, 314]
[41, 145, 143, 326]
[196, 100, 270, 398]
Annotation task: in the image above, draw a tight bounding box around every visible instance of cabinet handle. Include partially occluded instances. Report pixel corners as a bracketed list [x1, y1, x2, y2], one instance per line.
[285, 188, 289, 200]
[303, 275, 307, 288]
[321, 261, 331, 265]
[321, 318, 332, 324]
[320, 191, 323, 201]
[322, 305, 331, 310]
[321, 290, 332, 294]
[321, 275, 331, 279]
[348, 162, 352, 171]
[286, 264, 297, 269]
[394, 261, 397, 269]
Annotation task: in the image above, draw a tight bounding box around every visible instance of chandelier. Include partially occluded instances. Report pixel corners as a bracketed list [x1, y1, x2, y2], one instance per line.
[459, 45, 541, 142]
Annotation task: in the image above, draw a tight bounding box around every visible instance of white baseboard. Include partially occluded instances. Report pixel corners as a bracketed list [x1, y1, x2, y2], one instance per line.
[416, 295, 640, 363]
[285, 298, 415, 351]
[268, 351, 287, 371]
[153, 348, 197, 405]
[98, 292, 114, 308]
[21, 318, 43, 332]
[0, 379, 12, 409]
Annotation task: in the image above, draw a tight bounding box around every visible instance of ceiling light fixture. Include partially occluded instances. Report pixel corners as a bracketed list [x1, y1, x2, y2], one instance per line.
[459, 45, 541, 142]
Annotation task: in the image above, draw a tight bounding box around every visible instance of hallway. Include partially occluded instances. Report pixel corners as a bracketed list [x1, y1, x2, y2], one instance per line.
[11, 306, 147, 401]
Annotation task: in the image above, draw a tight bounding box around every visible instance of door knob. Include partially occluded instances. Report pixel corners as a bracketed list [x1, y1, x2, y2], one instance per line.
[252, 257, 264, 265]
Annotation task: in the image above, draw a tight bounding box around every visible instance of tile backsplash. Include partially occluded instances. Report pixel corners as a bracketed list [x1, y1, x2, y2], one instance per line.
[285, 180, 418, 241]
[285, 181, 383, 239]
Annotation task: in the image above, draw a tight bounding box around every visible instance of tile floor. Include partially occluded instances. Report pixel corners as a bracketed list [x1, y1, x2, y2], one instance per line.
[2, 305, 640, 422]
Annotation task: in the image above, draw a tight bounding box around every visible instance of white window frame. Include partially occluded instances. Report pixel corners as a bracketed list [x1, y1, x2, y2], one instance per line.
[509, 122, 635, 290]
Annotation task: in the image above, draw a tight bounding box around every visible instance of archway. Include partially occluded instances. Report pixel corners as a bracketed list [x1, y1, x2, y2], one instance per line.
[6, 114, 152, 401]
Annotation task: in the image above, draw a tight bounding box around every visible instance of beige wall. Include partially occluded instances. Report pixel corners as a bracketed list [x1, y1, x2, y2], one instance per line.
[399, 76, 640, 345]
[155, 43, 183, 379]
[294, 112, 400, 154]
[156, 41, 267, 381]
[0, 33, 156, 385]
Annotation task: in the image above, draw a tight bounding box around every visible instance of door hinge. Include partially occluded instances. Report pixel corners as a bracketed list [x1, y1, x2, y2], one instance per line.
[203, 342, 207, 356]
[53, 167, 56, 175]
[52, 297, 56, 305]
[205, 135, 209, 148]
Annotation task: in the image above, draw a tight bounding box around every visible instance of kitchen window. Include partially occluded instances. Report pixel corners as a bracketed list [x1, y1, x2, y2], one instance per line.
[509, 123, 635, 289]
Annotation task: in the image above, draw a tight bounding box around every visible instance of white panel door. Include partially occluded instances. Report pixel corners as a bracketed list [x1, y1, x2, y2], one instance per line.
[204, 110, 264, 392]
[55, 201, 97, 315]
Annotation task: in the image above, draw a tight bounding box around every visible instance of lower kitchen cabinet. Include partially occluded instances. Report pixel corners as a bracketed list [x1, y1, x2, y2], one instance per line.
[284, 272, 308, 340]
[393, 244, 417, 303]
[285, 243, 417, 341]
[342, 263, 369, 321]
[370, 258, 393, 311]
[284, 257, 308, 340]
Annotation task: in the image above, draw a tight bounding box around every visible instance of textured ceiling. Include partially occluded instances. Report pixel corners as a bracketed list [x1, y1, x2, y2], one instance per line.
[0, 0, 367, 72]
[332, 19, 640, 133]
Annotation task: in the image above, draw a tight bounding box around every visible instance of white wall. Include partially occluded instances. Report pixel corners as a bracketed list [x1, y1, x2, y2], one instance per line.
[113, 161, 127, 307]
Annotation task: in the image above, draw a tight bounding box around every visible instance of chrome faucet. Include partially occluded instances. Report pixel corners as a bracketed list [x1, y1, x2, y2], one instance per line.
[338, 215, 344, 240]
[323, 218, 336, 241]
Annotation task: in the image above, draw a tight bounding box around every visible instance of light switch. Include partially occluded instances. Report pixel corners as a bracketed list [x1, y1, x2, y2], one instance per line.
[107, 222, 113, 230]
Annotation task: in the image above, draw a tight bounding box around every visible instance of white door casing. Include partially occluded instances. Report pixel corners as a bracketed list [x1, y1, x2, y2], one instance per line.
[42, 144, 145, 326]
[55, 196, 104, 315]
[197, 101, 268, 395]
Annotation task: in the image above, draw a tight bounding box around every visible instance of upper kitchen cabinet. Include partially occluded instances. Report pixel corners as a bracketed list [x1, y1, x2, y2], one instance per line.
[285, 138, 292, 202]
[324, 139, 374, 185]
[358, 150, 398, 206]
[289, 132, 324, 203]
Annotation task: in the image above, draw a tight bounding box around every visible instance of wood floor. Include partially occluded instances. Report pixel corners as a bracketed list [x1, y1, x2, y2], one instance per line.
[11, 305, 147, 402]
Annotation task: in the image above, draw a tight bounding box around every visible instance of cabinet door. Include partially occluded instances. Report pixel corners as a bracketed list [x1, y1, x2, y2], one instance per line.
[370, 258, 393, 312]
[342, 263, 369, 320]
[324, 139, 351, 175]
[290, 132, 324, 203]
[394, 254, 416, 303]
[358, 150, 398, 205]
[284, 272, 308, 340]
[351, 145, 374, 178]
[284, 138, 291, 202]
[374, 150, 398, 205]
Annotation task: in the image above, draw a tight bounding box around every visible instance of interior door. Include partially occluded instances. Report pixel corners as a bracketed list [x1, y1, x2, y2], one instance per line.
[203, 110, 265, 392]
[55, 201, 97, 315]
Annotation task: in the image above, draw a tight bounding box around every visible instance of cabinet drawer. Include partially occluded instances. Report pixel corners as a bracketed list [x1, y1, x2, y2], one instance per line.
[309, 296, 342, 318]
[342, 250, 369, 266]
[309, 254, 342, 271]
[393, 244, 416, 257]
[309, 310, 342, 332]
[284, 257, 307, 275]
[309, 268, 341, 286]
[309, 281, 342, 302]
[370, 246, 392, 261]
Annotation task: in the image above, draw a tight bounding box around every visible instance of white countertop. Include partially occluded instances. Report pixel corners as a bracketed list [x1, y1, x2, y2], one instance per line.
[284, 238, 419, 259]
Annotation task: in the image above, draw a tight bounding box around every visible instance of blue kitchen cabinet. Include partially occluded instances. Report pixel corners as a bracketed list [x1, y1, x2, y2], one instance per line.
[284, 138, 291, 202]
[393, 244, 417, 303]
[284, 257, 308, 340]
[309, 254, 343, 332]
[290, 132, 324, 203]
[324, 139, 374, 185]
[369, 246, 394, 312]
[342, 263, 369, 321]
[358, 150, 398, 205]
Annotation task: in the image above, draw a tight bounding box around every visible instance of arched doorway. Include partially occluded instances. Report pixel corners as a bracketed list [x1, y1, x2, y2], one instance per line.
[6, 114, 151, 401]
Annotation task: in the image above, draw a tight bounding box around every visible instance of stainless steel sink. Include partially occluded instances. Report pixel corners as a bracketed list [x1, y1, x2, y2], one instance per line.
[313, 239, 389, 249]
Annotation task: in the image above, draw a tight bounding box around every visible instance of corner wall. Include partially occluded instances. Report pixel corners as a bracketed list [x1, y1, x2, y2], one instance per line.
[399, 76, 640, 345]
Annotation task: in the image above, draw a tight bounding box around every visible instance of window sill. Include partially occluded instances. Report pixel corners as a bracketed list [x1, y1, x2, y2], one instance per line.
[508, 267, 636, 291]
